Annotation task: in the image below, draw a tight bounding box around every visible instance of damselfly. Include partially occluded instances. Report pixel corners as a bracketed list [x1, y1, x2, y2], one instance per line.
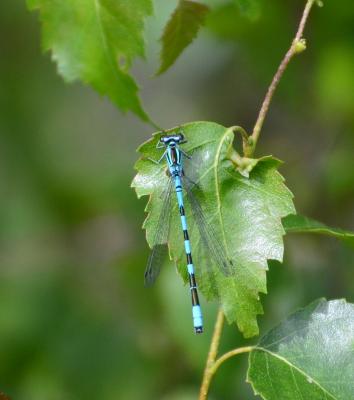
[145, 132, 233, 334]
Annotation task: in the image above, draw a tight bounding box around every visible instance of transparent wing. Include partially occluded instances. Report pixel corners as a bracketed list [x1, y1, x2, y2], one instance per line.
[181, 148, 203, 186]
[144, 178, 173, 287]
[183, 177, 233, 276]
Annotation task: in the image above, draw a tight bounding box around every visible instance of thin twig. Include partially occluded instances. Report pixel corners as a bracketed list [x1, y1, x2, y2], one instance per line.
[199, 309, 253, 400]
[199, 309, 224, 400]
[246, 0, 318, 157]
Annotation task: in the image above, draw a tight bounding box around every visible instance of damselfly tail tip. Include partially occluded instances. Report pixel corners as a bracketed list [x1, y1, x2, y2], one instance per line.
[194, 326, 203, 334]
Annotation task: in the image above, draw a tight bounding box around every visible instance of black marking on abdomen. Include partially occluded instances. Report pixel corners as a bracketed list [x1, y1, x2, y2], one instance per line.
[189, 273, 197, 287]
[183, 230, 189, 240]
[191, 287, 200, 306]
[179, 205, 185, 215]
[186, 253, 193, 264]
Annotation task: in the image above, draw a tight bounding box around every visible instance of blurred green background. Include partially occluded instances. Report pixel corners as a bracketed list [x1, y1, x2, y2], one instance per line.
[0, 0, 353, 399]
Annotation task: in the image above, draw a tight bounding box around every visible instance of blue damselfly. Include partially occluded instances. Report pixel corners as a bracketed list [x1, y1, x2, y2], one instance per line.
[145, 132, 232, 334]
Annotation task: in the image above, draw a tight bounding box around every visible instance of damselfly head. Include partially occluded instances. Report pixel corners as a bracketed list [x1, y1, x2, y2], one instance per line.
[160, 132, 186, 145]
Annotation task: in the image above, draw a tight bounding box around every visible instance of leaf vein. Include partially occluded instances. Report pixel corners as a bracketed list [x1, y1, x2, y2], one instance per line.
[262, 315, 349, 349]
[255, 348, 337, 399]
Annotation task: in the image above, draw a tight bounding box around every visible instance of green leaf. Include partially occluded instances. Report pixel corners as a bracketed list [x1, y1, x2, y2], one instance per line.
[283, 214, 354, 244]
[248, 298, 354, 399]
[157, 0, 209, 75]
[27, 0, 152, 121]
[132, 122, 295, 337]
[234, 0, 261, 21]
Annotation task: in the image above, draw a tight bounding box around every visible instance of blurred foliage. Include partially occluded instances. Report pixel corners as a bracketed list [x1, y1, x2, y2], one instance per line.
[0, 0, 353, 399]
[157, 0, 209, 75]
[234, 0, 261, 21]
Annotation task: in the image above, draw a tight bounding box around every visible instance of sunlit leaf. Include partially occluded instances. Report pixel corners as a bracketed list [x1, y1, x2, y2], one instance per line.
[132, 121, 295, 337]
[248, 298, 354, 399]
[157, 0, 209, 75]
[27, 0, 152, 121]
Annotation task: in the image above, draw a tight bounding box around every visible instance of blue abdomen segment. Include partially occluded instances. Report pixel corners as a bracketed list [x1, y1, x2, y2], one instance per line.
[173, 173, 203, 334]
[192, 305, 203, 333]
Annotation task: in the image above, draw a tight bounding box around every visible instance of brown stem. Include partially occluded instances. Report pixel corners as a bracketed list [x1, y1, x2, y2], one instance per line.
[246, 0, 318, 157]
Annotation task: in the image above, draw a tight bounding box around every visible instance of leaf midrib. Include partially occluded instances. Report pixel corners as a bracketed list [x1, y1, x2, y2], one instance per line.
[94, 0, 123, 87]
[254, 347, 337, 400]
[214, 129, 232, 257]
[213, 129, 253, 328]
